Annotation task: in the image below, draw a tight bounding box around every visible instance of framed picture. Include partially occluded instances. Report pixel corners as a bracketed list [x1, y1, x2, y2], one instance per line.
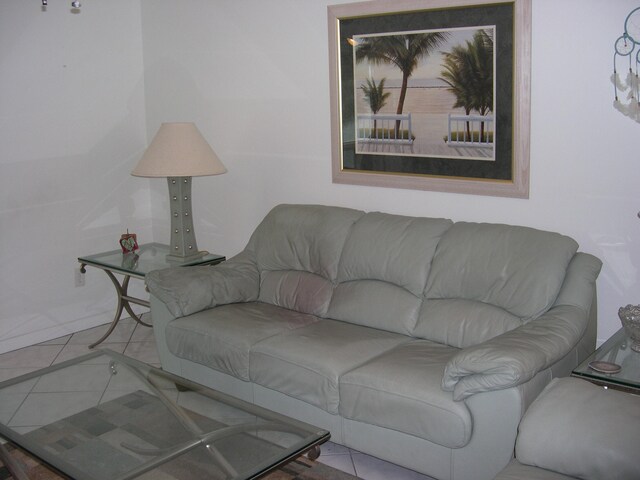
[328, 0, 531, 198]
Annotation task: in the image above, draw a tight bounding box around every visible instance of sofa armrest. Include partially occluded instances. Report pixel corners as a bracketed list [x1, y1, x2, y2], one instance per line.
[442, 252, 602, 401]
[442, 304, 586, 401]
[146, 250, 260, 317]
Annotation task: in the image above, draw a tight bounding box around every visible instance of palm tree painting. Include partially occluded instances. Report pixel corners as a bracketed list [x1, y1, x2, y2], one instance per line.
[356, 33, 449, 135]
[440, 30, 494, 142]
[361, 77, 391, 138]
[353, 27, 496, 160]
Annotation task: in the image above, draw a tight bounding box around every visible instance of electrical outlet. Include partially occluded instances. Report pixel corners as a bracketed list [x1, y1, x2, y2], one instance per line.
[75, 267, 85, 287]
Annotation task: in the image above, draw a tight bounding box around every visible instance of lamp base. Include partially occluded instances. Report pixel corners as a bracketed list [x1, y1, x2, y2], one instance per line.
[165, 251, 207, 263]
[167, 176, 201, 261]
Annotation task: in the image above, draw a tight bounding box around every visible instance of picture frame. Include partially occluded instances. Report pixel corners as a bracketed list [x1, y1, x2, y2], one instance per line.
[328, 0, 531, 198]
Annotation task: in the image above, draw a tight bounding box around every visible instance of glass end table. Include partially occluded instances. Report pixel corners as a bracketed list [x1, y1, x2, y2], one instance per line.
[572, 327, 640, 393]
[78, 243, 225, 348]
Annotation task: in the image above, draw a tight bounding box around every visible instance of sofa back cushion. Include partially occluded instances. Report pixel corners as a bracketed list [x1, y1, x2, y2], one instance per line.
[252, 204, 364, 316]
[327, 212, 453, 334]
[415, 299, 522, 349]
[414, 222, 578, 347]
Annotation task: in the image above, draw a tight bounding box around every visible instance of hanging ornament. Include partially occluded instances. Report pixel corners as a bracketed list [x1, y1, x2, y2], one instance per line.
[612, 8, 640, 123]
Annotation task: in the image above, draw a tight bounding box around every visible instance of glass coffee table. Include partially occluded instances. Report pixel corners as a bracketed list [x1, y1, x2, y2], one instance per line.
[0, 350, 329, 480]
[78, 243, 225, 348]
[572, 327, 640, 393]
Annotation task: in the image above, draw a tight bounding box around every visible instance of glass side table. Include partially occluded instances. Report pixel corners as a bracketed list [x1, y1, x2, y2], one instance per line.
[572, 327, 640, 394]
[78, 243, 225, 348]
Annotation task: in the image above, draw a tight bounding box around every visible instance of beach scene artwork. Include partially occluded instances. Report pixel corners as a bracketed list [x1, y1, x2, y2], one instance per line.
[353, 26, 496, 161]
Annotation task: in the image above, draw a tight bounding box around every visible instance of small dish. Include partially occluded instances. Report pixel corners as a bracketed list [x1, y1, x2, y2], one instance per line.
[588, 361, 622, 374]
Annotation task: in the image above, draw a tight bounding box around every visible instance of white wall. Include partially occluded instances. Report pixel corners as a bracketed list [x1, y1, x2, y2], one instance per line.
[141, 0, 640, 344]
[1, 0, 637, 354]
[0, 0, 150, 353]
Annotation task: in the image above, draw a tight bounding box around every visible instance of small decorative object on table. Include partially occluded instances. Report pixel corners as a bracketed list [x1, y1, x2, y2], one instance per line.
[618, 304, 640, 352]
[587, 360, 622, 374]
[119, 230, 138, 254]
[121, 253, 139, 270]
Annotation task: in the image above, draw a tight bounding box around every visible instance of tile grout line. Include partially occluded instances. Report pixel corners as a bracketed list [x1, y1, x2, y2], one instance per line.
[349, 450, 359, 478]
[49, 334, 73, 367]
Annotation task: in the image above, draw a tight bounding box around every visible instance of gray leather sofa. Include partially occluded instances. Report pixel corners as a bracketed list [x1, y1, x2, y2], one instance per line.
[146, 204, 602, 480]
[494, 377, 640, 480]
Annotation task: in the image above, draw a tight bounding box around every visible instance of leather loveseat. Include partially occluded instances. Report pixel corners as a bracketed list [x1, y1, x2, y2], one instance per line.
[146, 204, 602, 480]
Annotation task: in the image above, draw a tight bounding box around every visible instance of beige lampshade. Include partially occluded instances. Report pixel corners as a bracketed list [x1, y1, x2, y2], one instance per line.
[132, 122, 227, 177]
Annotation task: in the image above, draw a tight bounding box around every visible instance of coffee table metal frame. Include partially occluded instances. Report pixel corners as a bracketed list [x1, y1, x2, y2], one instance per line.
[78, 243, 225, 348]
[0, 349, 330, 480]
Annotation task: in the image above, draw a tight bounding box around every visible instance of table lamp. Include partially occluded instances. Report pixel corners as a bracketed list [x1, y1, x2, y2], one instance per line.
[132, 122, 227, 261]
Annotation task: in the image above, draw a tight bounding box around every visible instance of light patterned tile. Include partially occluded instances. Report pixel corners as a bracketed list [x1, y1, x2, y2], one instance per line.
[352, 452, 436, 480]
[102, 363, 151, 393]
[8, 391, 103, 428]
[130, 326, 155, 343]
[124, 341, 160, 365]
[0, 392, 28, 423]
[0, 368, 40, 387]
[320, 441, 352, 456]
[176, 390, 255, 423]
[130, 314, 154, 342]
[52, 342, 127, 365]
[67, 319, 136, 345]
[317, 450, 357, 476]
[0, 345, 63, 369]
[38, 335, 72, 346]
[32, 364, 111, 393]
[99, 386, 179, 408]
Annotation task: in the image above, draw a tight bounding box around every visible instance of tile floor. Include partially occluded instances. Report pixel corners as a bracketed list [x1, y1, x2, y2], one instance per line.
[0, 317, 435, 480]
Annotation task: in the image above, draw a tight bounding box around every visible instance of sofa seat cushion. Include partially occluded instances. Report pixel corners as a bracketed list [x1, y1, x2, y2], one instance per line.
[165, 302, 319, 380]
[339, 339, 471, 448]
[249, 319, 409, 414]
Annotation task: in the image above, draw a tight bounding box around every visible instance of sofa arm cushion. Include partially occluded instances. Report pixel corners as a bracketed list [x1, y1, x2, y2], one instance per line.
[442, 252, 601, 401]
[515, 378, 640, 480]
[442, 304, 587, 401]
[146, 250, 259, 317]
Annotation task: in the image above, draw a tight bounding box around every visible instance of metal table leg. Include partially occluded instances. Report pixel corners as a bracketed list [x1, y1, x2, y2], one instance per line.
[80, 264, 152, 349]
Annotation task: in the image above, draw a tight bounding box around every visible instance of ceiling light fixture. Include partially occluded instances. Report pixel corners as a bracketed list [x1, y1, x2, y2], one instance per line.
[40, 1, 82, 10]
